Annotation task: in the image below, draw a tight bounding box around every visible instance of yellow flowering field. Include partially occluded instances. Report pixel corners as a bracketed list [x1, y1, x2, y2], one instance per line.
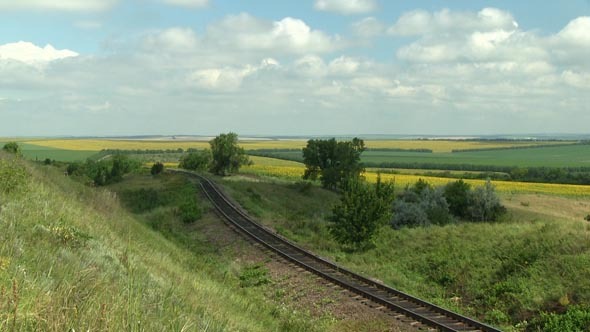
[23, 139, 211, 151]
[242, 156, 590, 196]
[364, 173, 590, 196]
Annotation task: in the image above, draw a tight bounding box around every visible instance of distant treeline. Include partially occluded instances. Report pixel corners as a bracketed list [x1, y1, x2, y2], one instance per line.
[366, 162, 590, 185]
[244, 148, 301, 153]
[97, 148, 202, 156]
[367, 148, 433, 153]
[247, 147, 433, 155]
[451, 141, 589, 153]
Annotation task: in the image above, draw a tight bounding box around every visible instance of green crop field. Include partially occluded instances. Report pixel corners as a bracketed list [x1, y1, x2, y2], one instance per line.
[255, 144, 590, 168]
[1, 142, 97, 162]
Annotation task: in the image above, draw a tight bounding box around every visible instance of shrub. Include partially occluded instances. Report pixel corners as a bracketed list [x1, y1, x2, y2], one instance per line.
[0, 158, 27, 194]
[528, 305, 590, 332]
[66, 162, 81, 176]
[177, 199, 202, 223]
[179, 150, 212, 171]
[443, 179, 471, 218]
[468, 179, 506, 222]
[392, 183, 454, 229]
[2, 141, 21, 155]
[329, 176, 394, 249]
[151, 162, 164, 175]
[585, 214, 590, 222]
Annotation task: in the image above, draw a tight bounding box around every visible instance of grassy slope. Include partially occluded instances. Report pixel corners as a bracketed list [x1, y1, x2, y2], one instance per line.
[218, 175, 590, 330]
[262, 144, 590, 168]
[0, 155, 330, 331]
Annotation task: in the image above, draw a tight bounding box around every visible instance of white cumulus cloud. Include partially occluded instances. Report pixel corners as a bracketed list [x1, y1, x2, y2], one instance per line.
[0, 41, 78, 65]
[314, 0, 377, 15]
[556, 16, 590, 46]
[206, 13, 341, 54]
[388, 7, 518, 36]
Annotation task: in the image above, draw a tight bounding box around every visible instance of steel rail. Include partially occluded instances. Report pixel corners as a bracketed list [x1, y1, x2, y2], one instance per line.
[175, 169, 502, 332]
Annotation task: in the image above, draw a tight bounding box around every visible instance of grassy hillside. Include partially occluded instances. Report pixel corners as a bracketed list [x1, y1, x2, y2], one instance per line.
[0, 154, 346, 331]
[217, 174, 590, 331]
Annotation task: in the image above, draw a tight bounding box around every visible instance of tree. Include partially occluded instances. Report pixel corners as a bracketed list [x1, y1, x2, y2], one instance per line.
[468, 179, 506, 222]
[151, 162, 164, 175]
[109, 154, 140, 183]
[329, 176, 394, 249]
[209, 133, 249, 176]
[302, 137, 365, 190]
[443, 179, 472, 218]
[179, 149, 212, 171]
[2, 142, 21, 155]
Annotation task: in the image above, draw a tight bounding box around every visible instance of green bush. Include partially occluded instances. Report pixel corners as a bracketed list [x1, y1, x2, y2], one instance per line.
[443, 179, 471, 218]
[329, 176, 394, 249]
[468, 179, 506, 222]
[151, 162, 164, 175]
[179, 150, 212, 171]
[66, 155, 140, 186]
[177, 199, 202, 223]
[0, 158, 27, 194]
[529, 306, 590, 332]
[392, 181, 454, 228]
[2, 141, 21, 155]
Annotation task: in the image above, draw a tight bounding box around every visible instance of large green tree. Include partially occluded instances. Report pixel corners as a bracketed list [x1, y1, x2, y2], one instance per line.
[329, 176, 394, 249]
[209, 133, 249, 176]
[302, 137, 365, 190]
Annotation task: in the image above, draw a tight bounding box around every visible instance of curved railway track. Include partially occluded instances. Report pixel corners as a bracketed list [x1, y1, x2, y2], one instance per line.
[177, 170, 502, 332]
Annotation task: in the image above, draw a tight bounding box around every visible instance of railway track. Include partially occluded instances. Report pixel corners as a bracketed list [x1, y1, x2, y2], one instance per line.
[177, 170, 502, 332]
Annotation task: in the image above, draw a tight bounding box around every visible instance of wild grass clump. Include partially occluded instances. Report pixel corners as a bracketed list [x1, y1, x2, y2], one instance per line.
[239, 263, 271, 288]
[0, 156, 27, 194]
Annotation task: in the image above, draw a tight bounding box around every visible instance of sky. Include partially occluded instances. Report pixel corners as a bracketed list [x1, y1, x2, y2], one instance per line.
[0, 0, 589, 137]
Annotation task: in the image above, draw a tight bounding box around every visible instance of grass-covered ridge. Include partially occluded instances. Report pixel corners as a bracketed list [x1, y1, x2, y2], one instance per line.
[218, 175, 590, 331]
[0, 154, 337, 331]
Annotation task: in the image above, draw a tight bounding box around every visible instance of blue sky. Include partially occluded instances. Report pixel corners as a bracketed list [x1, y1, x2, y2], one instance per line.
[0, 0, 589, 136]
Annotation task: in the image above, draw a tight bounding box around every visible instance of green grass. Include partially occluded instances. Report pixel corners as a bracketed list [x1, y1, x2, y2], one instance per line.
[218, 175, 590, 330]
[0, 154, 336, 331]
[258, 144, 590, 168]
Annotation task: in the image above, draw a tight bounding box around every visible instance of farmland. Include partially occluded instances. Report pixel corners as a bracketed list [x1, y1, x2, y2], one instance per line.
[255, 143, 590, 168]
[16, 138, 575, 153]
[242, 156, 590, 196]
[7, 138, 586, 168]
